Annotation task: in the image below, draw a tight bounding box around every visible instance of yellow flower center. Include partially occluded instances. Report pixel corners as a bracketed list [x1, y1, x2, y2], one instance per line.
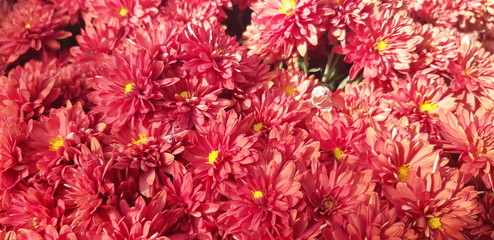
[488, 192, 494, 197]
[25, 23, 31, 29]
[253, 122, 264, 132]
[132, 133, 148, 145]
[280, 0, 296, 15]
[375, 39, 388, 51]
[49, 135, 64, 151]
[29, 217, 39, 229]
[427, 217, 443, 230]
[333, 147, 345, 160]
[180, 91, 189, 99]
[252, 190, 263, 199]
[397, 164, 412, 182]
[119, 7, 129, 16]
[285, 85, 299, 96]
[207, 150, 219, 165]
[124, 83, 135, 94]
[420, 100, 438, 111]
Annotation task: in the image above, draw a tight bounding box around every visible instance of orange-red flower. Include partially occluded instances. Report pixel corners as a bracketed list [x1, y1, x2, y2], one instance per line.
[439, 106, 494, 188]
[383, 169, 480, 239]
[217, 156, 303, 239]
[183, 110, 258, 183]
[0, 1, 71, 63]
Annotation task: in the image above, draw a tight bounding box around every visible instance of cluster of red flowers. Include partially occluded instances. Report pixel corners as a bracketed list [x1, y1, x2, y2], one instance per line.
[1, 0, 494, 239]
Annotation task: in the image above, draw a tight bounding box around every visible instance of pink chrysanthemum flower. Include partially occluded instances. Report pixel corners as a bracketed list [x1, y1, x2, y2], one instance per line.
[271, 69, 317, 101]
[448, 37, 494, 98]
[110, 121, 185, 197]
[470, 192, 494, 239]
[335, 8, 422, 80]
[70, 21, 129, 67]
[158, 76, 233, 130]
[263, 123, 321, 170]
[102, 191, 173, 239]
[0, 120, 28, 190]
[164, 170, 219, 238]
[385, 73, 457, 140]
[217, 157, 303, 239]
[247, 87, 311, 134]
[340, 193, 418, 240]
[0, 186, 64, 234]
[0, 1, 71, 63]
[183, 110, 258, 183]
[309, 111, 366, 168]
[58, 145, 115, 232]
[332, 79, 391, 122]
[412, 24, 459, 72]
[179, 22, 249, 90]
[325, 0, 372, 46]
[90, 0, 160, 27]
[245, 0, 331, 62]
[88, 49, 178, 129]
[364, 119, 445, 185]
[164, 0, 227, 24]
[383, 169, 480, 239]
[0, 60, 60, 122]
[439, 106, 494, 188]
[300, 163, 375, 234]
[25, 103, 94, 181]
[407, 0, 464, 27]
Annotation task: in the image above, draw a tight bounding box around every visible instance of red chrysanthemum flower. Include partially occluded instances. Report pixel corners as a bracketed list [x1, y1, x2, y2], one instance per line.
[70, 21, 129, 67]
[88, 49, 178, 129]
[439, 106, 494, 188]
[271, 69, 317, 101]
[364, 119, 445, 185]
[262, 123, 321, 171]
[470, 192, 494, 239]
[182, 110, 258, 183]
[340, 193, 418, 240]
[0, 186, 64, 234]
[90, 0, 160, 27]
[217, 156, 303, 239]
[448, 37, 494, 98]
[101, 190, 175, 240]
[25, 103, 95, 181]
[334, 8, 422, 80]
[179, 22, 249, 90]
[383, 169, 480, 239]
[57, 144, 115, 232]
[247, 87, 311, 135]
[300, 162, 375, 235]
[164, 0, 227, 24]
[331, 79, 391, 122]
[0, 120, 28, 191]
[0, 1, 71, 63]
[164, 170, 219, 238]
[158, 76, 233, 130]
[0, 60, 60, 122]
[412, 24, 459, 72]
[110, 121, 185, 197]
[385, 72, 457, 140]
[324, 0, 372, 46]
[407, 0, 464, 27]
[309, 111, 366, 168]
[246, 0, 331, 62]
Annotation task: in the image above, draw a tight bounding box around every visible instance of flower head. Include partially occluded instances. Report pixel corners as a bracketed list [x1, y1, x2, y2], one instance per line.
[383, 169, 480, 239]
[0, 1, 71, 63]
[88, 49, 178, 129]
[335, 8, 422, 81]
[182, 110, 258, 183]
[217, 155, 303, 239]
[245, 0, 331, 62]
